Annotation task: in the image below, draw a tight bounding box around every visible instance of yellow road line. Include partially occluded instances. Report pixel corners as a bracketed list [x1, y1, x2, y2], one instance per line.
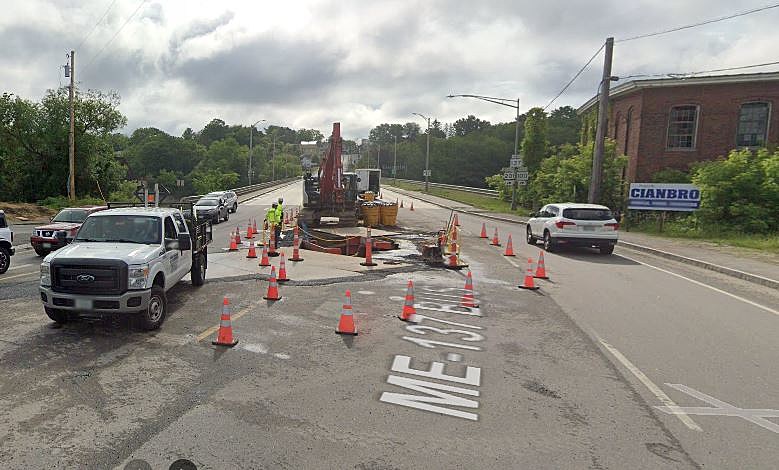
[0, 271, 39, 282]
[195, 304, 255, 342]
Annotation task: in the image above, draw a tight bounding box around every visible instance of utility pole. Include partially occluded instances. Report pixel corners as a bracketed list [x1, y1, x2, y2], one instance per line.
[424, 117, 430, 192]
[588, 37, 614, 204]
[393, 135, 398, 185]
[511, 97, 520, 211]
[272, 133, 276, 181]
[68, 50, 75, 200]
[377, 143, 380, 170]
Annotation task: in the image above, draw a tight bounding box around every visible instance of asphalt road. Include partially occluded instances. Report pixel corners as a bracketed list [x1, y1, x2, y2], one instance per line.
[0, 181, 776, 469]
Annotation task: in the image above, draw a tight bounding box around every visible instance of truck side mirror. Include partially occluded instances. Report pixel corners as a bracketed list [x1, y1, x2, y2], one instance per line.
[177, 234, 191, 251]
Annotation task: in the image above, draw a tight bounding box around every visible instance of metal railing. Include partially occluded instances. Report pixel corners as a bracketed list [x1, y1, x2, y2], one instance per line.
[383, 178, 499, 198]
[180, 177, 299, 203]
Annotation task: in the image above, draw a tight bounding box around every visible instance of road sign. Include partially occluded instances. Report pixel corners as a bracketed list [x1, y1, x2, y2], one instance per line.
[510, 155, 523, 168]
[628, 183, 701, 211]
[502, 170, 515, 181]
[423, 169, 431, 177]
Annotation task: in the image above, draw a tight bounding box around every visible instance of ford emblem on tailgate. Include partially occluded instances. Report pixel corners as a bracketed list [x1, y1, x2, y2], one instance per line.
[76, 274, 95, 284]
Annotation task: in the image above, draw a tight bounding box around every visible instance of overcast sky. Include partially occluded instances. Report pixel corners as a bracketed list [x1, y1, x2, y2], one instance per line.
[3, 0, 778, 140]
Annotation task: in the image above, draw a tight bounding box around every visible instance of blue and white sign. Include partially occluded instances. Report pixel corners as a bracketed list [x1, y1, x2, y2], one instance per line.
[628, 183, 701, 211]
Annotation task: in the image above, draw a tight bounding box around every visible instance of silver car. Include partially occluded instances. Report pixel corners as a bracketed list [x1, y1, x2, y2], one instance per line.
[194, 197, 229, 224]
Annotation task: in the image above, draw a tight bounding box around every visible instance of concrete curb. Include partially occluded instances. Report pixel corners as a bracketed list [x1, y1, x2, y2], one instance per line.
[387, 185, 779, 290]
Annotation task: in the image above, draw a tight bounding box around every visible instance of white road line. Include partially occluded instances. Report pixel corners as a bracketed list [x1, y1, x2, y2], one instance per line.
[619, 253, 779, 317]
[596, 335, 703, 432]
[0, 271, 38, 281]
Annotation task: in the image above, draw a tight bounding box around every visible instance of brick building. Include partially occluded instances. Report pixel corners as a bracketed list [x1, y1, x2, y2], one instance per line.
[578, 72, 779, 182]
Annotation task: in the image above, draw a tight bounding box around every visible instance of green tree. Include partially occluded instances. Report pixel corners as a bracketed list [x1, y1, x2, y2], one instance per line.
[521, 107, 548, 174]
[452, 115, 491, 137]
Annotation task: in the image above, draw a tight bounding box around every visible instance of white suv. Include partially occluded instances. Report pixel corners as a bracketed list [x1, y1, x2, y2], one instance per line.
[0, 210, 14, 274]
[526, 203, 619, 255]
[207, 190, 238, 213]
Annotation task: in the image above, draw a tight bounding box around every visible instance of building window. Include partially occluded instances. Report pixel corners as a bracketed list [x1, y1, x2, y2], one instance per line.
[736, 102, 770, 147]
[666, 105, 699, 150]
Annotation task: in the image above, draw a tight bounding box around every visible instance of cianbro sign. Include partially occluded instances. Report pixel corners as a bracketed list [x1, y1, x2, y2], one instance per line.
[628, 183, 701, 211]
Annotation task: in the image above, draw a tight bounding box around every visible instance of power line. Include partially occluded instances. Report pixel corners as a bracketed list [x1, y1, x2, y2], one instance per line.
[617, 3, 779, 43]
[82, 0, 148, 73]
[618, 60, 779, 80]
[543, 43, 605, 110]
[75, 0, 119, 51]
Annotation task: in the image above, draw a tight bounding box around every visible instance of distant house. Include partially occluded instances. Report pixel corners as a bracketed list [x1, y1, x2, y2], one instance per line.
[578, 72, 779, 182]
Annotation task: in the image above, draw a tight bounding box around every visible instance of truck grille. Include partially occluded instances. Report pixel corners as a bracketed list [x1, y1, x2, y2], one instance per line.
[51, 259, 128, 295]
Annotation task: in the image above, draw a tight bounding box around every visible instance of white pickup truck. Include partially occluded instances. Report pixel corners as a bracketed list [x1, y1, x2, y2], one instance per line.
[39, 205, 212, 330]
[0, 210, 14, 274]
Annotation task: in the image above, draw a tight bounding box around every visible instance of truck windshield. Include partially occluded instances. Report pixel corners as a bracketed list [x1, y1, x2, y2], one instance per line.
[75, 215, 161, 244]
[196, 199, 218, 206]
[52, 209, 88, 223]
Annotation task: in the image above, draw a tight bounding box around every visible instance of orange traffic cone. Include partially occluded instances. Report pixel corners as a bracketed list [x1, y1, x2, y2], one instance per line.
[258, 245, 271, 267]
[519, 258, 539, 290]
[445, 245, 466, 270]
[534, 251, 549, 279]
[263, 265, 282, 300]
[268, 224, 279, 257]
[228, 231, 238, 251]
[504, 234, 516, 257]
[490, 227, 501, 246]
[410, 201, 415, 211]
[277, 251, 289, 282]
[453, 213, 460, 226]
[398, 280, 417, 322]
[479, 222, 488, 239]
[361, 228, 377, 266]
[246, 239, 257, 258]
[212, 297, 239, 347]
[234, 227, 242, 245]
[247, 221, 254, 240]
[336, 290, 358, 335]
[252, 218, 258, 235]
[400, 200, 404, 208]
[290, 225, 304, 262]
[460, 270, 479, 308]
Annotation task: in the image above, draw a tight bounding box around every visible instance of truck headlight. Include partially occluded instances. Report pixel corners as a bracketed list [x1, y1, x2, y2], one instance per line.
[128, 264, 149, 290]
[40, 262, 51, 286]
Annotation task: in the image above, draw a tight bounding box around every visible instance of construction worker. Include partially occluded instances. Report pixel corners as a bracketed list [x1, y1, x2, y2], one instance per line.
[266, 202, 278, 248]
[274, 197, 283, 246]
[276, 197, 284, 227]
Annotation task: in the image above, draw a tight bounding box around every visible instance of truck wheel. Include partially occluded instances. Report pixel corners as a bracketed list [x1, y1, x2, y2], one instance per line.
[44, 306, 68, 324]
[526, 226, 536, 245]
[191, 252, 206, 286]
[232, 203, 238, 213]
[34, 246, 50, 257]
[599, 244, 615, 255]
[224, 211, 229, 222]
[0, 246, 10, 274]
[140, 286, 167, 331]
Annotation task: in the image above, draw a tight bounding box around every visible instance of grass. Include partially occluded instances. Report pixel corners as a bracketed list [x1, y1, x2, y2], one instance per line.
[389, 181, 530, 216]
[628, 221, 779, 253]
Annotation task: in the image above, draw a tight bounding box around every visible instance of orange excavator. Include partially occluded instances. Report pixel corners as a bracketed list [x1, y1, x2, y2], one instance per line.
[300, 122, 359, 227]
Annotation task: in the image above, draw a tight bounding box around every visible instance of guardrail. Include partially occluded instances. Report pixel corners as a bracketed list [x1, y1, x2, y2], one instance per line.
[383, 178, 499, 198]
[180, 177, 299, 203]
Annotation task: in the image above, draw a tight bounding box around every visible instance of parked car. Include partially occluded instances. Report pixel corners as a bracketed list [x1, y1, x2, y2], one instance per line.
[39, 205, 212, 330]
[30, 206, 108, 256]
[526, 203, 619, 255]
[194, 197, 229, 224]
[0, 210, 14, 274]
[207, 190, 238, 213]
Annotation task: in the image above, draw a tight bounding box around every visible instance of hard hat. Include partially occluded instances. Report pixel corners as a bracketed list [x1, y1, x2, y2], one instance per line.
[278, 197, 284, 203]
[271, 202, 278, 207]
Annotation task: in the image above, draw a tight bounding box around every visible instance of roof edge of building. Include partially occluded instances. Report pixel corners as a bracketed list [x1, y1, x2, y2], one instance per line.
[576, 71, 779, 115]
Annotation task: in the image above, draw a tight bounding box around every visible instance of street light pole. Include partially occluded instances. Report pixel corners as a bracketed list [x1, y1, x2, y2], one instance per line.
[272, 133, 276, 181]
[393, 135, 398, 185]
[248, 119, 266, 185]
[447, 94, 522, 210]
[412, 112, 432, 192]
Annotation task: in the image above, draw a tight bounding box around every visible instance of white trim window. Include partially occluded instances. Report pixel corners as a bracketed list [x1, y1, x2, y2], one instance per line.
[667, 105, 699, 150]
[736, 102, 770, 148]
